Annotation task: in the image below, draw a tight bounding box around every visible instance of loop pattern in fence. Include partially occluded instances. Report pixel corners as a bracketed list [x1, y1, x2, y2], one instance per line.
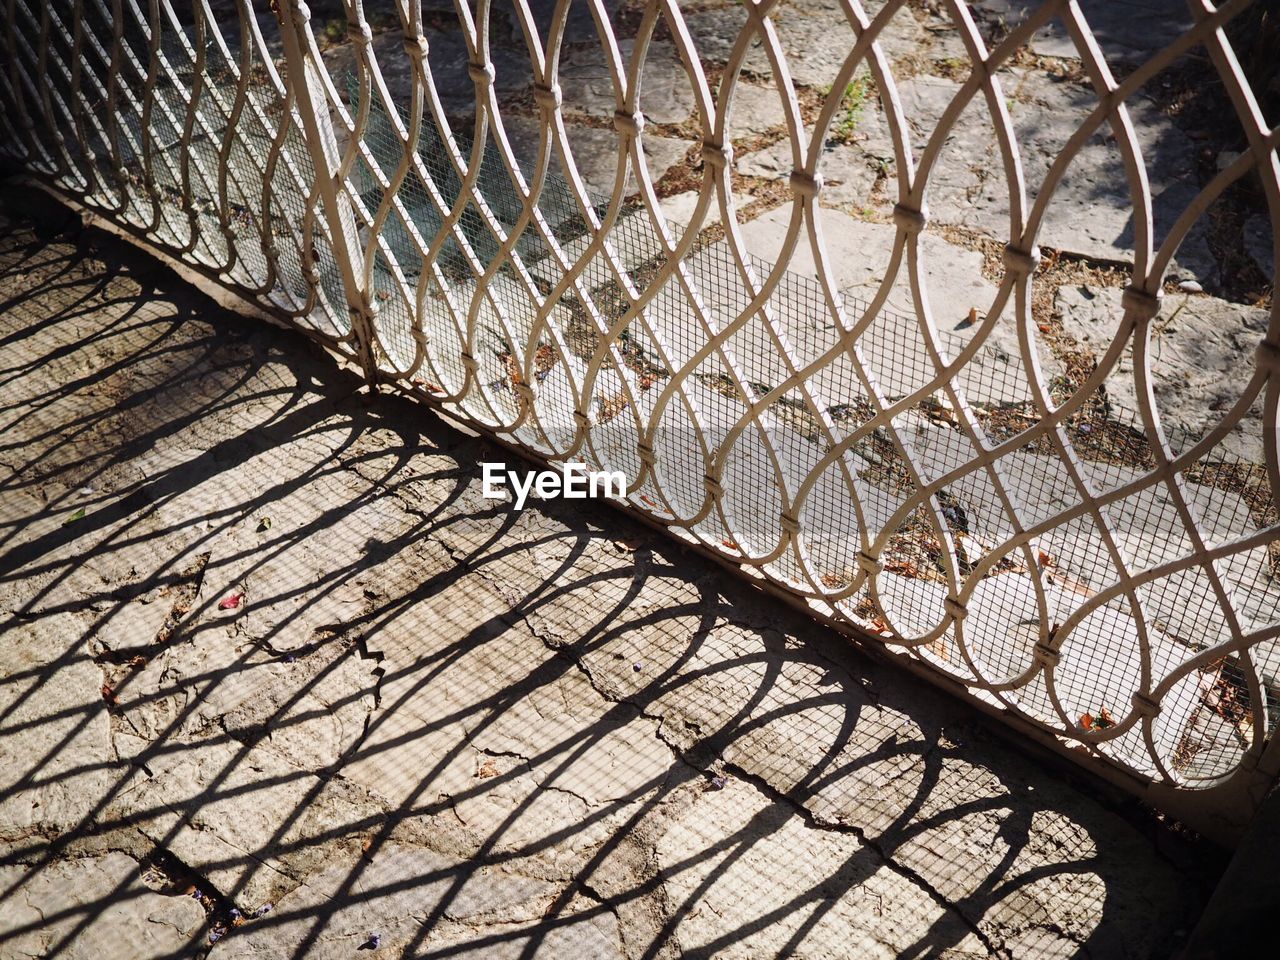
[4, 0, 1278, 838]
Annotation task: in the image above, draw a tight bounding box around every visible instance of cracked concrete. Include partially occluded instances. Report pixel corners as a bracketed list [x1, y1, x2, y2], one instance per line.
[0, 195, 1222, 956]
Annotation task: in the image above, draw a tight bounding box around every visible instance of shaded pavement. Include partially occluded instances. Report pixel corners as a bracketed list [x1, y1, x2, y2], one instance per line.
[0, 194, 1221, 958]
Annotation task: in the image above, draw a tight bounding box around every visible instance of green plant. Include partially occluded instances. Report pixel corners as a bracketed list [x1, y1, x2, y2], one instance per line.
[832, 77, 870, 143]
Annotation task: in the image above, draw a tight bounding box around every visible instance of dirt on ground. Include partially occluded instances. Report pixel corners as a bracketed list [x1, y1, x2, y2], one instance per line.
[0, 188, 1224, 958]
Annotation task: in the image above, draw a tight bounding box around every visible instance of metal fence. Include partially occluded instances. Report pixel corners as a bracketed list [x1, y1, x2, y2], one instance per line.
[3, 0, 1278, 841]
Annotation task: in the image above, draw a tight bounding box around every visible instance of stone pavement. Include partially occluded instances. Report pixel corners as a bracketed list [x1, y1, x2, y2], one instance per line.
[315, 0, 1257, 286]
[0, 196, 1223, 957]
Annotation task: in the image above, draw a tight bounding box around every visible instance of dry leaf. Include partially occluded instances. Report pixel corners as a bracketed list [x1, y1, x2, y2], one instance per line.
[1053, 572, 1096, 598]
[1080, 712, 1094, 730]
[477, 758, 499, 779]
[502, 353, 524, 386]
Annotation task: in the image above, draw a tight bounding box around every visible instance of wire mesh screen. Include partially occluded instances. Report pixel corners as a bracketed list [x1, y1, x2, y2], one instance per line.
[4, 0, 1280, 832]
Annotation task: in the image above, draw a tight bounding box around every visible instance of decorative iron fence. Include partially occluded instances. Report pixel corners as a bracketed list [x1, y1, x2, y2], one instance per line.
[3, 0, 1277, 841]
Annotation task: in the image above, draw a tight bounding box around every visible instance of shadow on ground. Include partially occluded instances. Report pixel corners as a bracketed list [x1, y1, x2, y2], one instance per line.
[0, 195, 1221, 958]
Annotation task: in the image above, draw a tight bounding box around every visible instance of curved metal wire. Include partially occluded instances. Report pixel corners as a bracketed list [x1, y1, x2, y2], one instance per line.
[4, 0, 1278, 835]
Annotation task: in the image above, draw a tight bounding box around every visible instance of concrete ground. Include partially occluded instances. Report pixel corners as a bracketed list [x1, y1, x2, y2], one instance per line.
[0, 197, 1224, 958]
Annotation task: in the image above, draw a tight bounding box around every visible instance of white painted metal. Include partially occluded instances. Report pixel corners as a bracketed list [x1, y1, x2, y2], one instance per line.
[4, 0, 1277, 838]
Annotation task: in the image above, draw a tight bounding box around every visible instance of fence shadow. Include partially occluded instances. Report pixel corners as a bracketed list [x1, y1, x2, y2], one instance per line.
[0, 201, 1221, 958]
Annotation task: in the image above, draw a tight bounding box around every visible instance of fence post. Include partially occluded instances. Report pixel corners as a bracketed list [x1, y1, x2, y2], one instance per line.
[271, 0, 378, 384]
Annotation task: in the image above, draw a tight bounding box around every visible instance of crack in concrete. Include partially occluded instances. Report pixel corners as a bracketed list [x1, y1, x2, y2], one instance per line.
[538, 782, 594, 808]
[721, 758, 1007, 958]
[511, 595, 1007, 956]
[476, 746, 532, 762]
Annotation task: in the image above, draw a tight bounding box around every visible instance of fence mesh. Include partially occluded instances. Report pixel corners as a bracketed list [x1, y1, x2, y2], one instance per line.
[4, 0, 1280, 829]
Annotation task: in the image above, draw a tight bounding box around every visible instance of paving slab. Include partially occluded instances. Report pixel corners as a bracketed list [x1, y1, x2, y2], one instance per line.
[312, 0, 1234, 295]
[493, 0, 630, 50]
[684, 0, 928, 88]
[0, 614, 118, 843]
[738, 207, 1063, 404]
[972, 0, 1196, 65]
[322, 26, 534, 118]
[738, 137, 881, 209]
[721, 80, 790, 140]
[0, 194, 1220, 957]
[502, 116, 696, 199]
[657, 189, 721, 234]
[556, 38, 697, 126]
[1054, 284, 1272, 463]
[861, 68, 1215, 280]
[0, 852, 206, 960]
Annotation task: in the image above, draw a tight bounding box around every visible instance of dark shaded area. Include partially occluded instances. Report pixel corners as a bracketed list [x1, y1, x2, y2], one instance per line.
[0, 188, 1225, 958]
